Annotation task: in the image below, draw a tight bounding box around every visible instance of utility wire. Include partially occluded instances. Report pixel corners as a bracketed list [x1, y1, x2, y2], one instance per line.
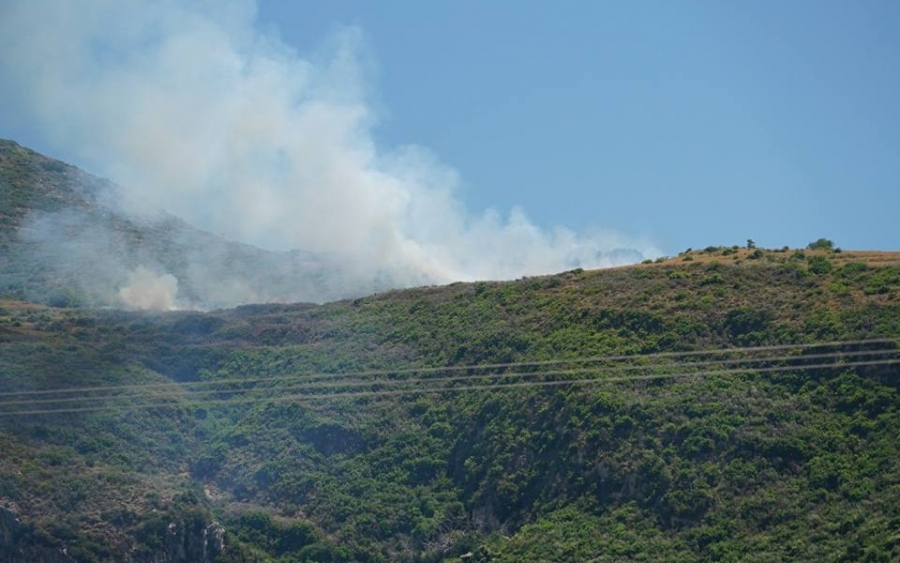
[0, 347, 895, 408]
[1, 338, 895, 399]
[1, 356, 897, 417]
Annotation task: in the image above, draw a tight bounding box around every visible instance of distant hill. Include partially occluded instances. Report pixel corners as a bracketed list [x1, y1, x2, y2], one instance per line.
[0, 235, 898, 561]
[0, 139, 389, 309]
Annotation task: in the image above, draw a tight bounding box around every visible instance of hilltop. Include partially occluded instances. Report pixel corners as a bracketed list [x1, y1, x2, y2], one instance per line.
[0, 142, 899, 562]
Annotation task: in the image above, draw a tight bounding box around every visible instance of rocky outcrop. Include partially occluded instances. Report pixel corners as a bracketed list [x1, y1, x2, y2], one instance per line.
[0, 506, 77, 563]
[0, 505, 225, 563]
[136, 519, 225, 563]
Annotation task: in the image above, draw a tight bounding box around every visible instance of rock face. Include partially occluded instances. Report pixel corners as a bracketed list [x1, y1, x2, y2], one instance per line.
[0, 506, 77, 563]
[137, 519, 225, 563]
[0, 505, 225, 563]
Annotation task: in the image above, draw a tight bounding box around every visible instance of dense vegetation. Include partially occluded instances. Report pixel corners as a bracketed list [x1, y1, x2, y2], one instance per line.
[1, 244, 899, 562]
[1, 141, 899, 561]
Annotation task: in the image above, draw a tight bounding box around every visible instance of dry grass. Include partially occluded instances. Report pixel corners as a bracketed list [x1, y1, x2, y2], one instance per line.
[636, 247, 900, 269]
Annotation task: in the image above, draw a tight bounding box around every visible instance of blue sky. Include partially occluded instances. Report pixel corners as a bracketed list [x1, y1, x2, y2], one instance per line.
[0, 0, 897, 289]
[256, 1, 899, 252]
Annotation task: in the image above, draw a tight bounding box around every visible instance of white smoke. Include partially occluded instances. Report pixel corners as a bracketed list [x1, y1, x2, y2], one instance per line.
[118, 267, 179, 311]
[0, 0, 659, 299]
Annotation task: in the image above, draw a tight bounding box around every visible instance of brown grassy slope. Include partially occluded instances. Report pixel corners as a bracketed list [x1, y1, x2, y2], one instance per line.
[641, 246, 900, 268]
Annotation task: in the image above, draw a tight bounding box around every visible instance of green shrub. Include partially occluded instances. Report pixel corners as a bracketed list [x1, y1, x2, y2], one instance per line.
[808, 238, 835, 251]
[808, 256, 834, 275]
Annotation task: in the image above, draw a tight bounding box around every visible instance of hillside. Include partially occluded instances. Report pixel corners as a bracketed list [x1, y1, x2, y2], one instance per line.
[2, 140, 900, 562]
[1, 236, 899, 561]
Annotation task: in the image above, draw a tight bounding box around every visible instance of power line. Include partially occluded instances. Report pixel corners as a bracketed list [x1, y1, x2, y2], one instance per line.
[1, 347, 895, 408]
[1, 356, 897, 417]
[2, 338, 895, 399]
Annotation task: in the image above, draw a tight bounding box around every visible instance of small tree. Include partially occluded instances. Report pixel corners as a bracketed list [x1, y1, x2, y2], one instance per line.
[746, 239, 756, 249]
[807, 238, 835, 251]
[808, 255, 833, 274]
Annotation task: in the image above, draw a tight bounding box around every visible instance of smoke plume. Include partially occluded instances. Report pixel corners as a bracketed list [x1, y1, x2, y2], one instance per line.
[118, 267, 179, 311]
[0, 0, 659, 308]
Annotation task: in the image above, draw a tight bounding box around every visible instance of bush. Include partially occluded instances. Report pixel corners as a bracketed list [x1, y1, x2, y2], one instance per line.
[808, 256, 834, 275]
[701, 274, 724, 286]
[808, 238, 835, 251]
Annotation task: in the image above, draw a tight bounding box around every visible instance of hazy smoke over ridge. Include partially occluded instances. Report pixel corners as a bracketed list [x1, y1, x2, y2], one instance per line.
[0, 0, 659, 308]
